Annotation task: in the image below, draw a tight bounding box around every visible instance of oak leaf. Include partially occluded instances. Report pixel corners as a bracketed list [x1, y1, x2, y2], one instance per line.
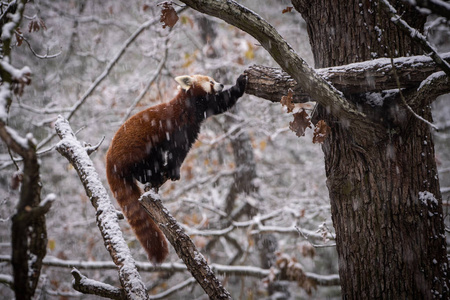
[282, 6, 294, 13]
[281, 89, 295, 113]
[289, 109, 311, 137]
[312, 120, 331, 144]
[159, 2, 179, 29]
[15, 28, 23, 47]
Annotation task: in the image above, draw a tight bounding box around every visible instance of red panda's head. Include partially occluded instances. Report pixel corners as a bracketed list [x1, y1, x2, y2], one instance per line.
[175, 75, 224, 96]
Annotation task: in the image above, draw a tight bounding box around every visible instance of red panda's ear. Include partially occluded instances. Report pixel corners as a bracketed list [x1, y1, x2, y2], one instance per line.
[175, 76, 193, 91]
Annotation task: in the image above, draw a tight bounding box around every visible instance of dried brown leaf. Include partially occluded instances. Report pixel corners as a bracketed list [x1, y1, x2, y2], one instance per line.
[28, 18, 47, 33]
[160, 2, 179, 29]
[15, 28, 23, 47]
[312, 120, 331, 144]
[289, 109, 311, 137]
[281, 89, 295, 113]
[10, 171, 23, 190]
[282, 6, 294, 14]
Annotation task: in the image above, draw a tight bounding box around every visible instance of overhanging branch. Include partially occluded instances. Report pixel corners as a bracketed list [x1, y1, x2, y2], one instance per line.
[244, 53, 450, 103]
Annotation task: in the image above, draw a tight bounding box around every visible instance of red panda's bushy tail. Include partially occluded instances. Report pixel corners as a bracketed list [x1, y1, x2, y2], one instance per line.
[106, 164, 169, 263]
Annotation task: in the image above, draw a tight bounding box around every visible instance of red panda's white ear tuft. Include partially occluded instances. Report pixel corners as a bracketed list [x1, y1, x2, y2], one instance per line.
[175, 76, 193, 91]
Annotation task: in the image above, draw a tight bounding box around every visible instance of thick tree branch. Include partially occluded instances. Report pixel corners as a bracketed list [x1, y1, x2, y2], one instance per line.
[71, 269, 126, 300]
[139, 191, 232, 300]
[54, 116, 149, 300]
[245, 53, 450, 103]
[178, 0, 368, 126]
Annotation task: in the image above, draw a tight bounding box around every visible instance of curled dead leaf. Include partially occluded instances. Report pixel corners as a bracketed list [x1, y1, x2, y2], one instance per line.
[281, 89, 295, 113]
[159, 2, 179, 29]
[282, 6, 294, 14]
[289, 109, 311, 137]
[28, 18, 47, 33]
[312, 120, 331, 144]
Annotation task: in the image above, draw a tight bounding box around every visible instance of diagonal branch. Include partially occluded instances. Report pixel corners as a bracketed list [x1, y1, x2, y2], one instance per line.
[54, 116, 149, 300]
[380, 0, 450, 77]
[178, 0, 368, 126]
[139, 191, 232, 300]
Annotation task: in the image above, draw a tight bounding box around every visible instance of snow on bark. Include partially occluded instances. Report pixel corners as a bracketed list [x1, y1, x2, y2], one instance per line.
[54, 116, 149, 300]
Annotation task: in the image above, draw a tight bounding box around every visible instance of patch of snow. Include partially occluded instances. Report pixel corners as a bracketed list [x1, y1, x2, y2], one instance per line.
[418, 71, 446, 91]
[364, 89, 397, 107]
[6, 126, 29, 150]
[419, 191, 438, 206]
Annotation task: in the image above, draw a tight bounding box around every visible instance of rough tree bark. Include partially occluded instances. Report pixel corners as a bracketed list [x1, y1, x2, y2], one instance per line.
[245, 53, 450, 103]
[293, 0, 449, 298]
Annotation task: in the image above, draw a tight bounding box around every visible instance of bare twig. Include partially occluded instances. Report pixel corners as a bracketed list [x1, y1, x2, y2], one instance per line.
[389, 56, 439, 130]
[295, 226, 336, 248]
[14, 30, 61, 59]
[121, 38, 169, 123]
[148, 277, 196, 300]
[54, 116, 149, 300]
[84, 135, 105, 155]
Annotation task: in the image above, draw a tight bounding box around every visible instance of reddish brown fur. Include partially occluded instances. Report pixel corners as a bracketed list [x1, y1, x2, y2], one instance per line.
[106, 74, 245, 263]
[105, 171, 168, 263]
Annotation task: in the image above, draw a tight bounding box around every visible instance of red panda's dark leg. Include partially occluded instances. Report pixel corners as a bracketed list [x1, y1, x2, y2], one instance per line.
[205, 74, 247, 116]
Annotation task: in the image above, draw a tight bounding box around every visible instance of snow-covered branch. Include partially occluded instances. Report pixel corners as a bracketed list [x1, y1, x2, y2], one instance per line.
[54, 116, 149, 300]
[71, 269, 125, 300]
[0, 255, 341, 287]
[410, 0, 450, 19]
[407, 71, 449, 116]
[245, 52, 450, 103]
[0, 273, 13, 287]
[380, 0, 450, 77]
[139, 191, 232, 299]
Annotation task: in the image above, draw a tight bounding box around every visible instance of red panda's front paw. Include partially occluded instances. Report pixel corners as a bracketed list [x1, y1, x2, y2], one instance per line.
[236, 74, 247, 94]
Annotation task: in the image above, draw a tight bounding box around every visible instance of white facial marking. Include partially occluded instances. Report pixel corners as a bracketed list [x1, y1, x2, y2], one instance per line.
[208, 77, 224, 93]
[201, 80, 212, 93]
[214, 82, 224, 92]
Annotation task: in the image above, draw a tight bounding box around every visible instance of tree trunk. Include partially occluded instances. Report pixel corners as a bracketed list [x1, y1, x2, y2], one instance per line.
[293, 0, 449, 298]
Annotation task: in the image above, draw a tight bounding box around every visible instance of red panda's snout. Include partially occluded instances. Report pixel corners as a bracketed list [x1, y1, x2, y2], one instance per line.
[212, 81, 224, 94]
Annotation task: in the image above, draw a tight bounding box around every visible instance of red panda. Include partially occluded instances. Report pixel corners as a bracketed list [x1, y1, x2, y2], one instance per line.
[106, 74, 246, 263]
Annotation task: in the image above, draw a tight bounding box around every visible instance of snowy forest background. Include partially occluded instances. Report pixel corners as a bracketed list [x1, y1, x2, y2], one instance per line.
[0, 0, 449, 299]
